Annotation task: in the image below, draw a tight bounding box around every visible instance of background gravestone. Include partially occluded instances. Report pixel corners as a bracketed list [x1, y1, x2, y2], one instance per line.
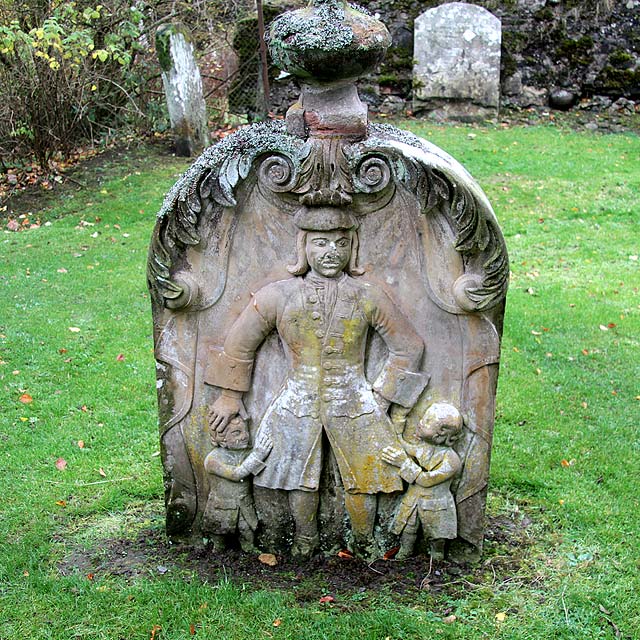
[156, 23, 209, 157]
[413, 2, 501, 122]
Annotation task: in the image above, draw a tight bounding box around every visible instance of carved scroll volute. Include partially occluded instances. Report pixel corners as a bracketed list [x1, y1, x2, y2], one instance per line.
[258, 153, 297, 193]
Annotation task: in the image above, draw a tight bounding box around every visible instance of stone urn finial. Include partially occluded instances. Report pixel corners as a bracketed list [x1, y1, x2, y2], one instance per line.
[268, 0, 391, 138]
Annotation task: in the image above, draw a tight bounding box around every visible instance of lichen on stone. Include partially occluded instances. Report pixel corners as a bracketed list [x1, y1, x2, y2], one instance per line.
[158, 120, 304, 219]
[269, 6, 352, 54]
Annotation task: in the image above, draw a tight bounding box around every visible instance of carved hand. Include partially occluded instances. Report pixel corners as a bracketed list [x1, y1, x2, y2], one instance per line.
[209, 394, 244, 433]
[381, 446, 408, 468]
[254, 429, 273, 458]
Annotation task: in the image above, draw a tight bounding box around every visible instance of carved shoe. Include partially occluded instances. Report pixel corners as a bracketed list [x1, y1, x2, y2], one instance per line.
[290, 534, 319, 560]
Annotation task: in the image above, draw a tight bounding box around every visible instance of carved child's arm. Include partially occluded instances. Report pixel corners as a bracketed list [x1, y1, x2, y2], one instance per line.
[205, 432, 273, 482]
[411, 452, 462, 489]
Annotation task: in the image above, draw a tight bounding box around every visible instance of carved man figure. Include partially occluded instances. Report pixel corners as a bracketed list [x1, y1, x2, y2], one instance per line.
[382, 402, 463, 560]
[206, 206, 427, 558]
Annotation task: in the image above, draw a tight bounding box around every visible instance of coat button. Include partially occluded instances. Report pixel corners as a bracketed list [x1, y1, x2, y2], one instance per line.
[322, 394, 332, 402]
[322, 362, 333, 370]
[311, 311, 321, 320]
[307, 296, 318, 304]
[324, 346, 333, 354]
[398, 373, 406, 381]
[315, 330, 324, 338]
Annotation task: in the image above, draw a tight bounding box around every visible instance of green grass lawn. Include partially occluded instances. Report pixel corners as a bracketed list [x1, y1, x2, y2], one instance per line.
[1, 123, 638, 639]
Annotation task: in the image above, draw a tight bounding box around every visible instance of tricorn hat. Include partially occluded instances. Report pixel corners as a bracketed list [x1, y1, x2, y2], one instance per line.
[293, 206, 358, 231]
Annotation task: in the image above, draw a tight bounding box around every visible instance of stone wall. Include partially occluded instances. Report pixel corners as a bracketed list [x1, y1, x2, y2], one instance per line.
[353, 0, 639, 114]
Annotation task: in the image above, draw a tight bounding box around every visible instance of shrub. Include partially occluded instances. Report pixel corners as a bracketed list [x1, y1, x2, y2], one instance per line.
[0, 0, 151, 169]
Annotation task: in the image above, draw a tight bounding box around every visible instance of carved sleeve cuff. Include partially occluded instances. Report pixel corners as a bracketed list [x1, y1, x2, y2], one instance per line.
[399, 458, 422, 484]
[373, 367, 429, 408]
[204, 347, 254, 392]
[237, 452, 267, 477]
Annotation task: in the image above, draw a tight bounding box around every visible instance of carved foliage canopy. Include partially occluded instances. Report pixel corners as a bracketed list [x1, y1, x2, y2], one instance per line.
[148, 121, 508, 314]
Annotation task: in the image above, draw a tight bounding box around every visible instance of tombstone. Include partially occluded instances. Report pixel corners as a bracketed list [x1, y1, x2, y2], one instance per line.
[148, 0, 508, 563]
[413, 2, 502, 121]
[156, 23, 209, 156]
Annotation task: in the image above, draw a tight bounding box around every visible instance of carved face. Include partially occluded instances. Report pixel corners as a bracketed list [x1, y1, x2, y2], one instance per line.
[305, 230, 352, 278]
[221, 417, 250, 450]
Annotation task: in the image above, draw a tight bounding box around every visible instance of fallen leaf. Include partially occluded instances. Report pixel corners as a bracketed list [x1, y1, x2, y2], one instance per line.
[55, 457, 68, 471]
[116, 353, 125, 361]
[319, 595, 335, 604]
[78, 440, 85, 448]
[98, 468, 107, 477]
[581, 349, 589, 356]
[57, 268, 68, 273]
[23, 571, 29, 577]
[189, 623, 196, 635]
[258, 553, 278, 566]
[442, 615, 457, 624]
[87, 573, 94, 580]
[607, 323, 616, 329]
[383, 546, 400, 560]
[68, 327, 81, 333]
[80, 405, 88, 412]
[59, 348, 68, 354]
[560, 459, 570, 467]
[337, 549, 354, 559]
[19, 393, 33, 404]
[273, 619, 282, 627]
[55, 500, 67, 507]
[150, 625, 161, 640]
[495, 612, 507, 622]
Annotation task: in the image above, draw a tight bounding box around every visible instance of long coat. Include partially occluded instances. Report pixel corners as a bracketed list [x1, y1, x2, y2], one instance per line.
[205, 273, 426, 494]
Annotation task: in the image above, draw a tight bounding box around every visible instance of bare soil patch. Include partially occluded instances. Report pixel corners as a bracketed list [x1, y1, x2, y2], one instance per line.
[58, 509, 537, 609]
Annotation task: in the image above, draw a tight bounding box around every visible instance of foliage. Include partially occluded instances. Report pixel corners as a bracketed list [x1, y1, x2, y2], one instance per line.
[0, 0, 163, 170]
[1, 123, 639, 638]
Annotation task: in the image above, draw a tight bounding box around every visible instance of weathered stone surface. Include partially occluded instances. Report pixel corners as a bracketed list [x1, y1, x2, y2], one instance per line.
[149, 0, 507, 564]
[156, 23, 209, 157]
[413, 3, 501, 121]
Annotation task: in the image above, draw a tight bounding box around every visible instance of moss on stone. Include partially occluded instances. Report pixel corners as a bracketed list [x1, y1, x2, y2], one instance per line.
[608, 50, 635, 69]
[595, 66, 640, 96]
[556, 36, 594, 66]
[155, 24, 192, 73]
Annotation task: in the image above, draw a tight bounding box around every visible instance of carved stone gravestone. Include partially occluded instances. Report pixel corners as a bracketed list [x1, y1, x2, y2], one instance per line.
[413, 2, 502, 122]
[156, 23, 209, 156]
[148, 0, 508, 562]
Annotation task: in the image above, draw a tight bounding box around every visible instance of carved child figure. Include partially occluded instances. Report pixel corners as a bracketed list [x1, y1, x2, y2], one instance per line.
[202, 417, 272, 552]
[382, 402, 463, 561]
